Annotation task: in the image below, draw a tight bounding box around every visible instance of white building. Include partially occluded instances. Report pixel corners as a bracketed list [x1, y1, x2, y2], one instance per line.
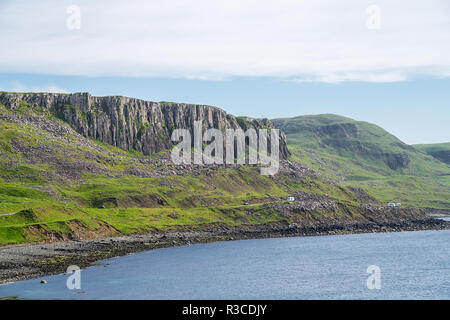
[287, 197, 295, 202]
[388, 203, 401, 207]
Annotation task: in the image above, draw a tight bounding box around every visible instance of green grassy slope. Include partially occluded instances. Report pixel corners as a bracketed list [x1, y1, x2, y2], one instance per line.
[0, 107, 370, 245]
[413, 142, 450, 165]
[272, 114, 450, 210]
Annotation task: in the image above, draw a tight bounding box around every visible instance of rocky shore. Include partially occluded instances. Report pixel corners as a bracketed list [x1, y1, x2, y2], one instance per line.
[1, 217, 449, 285]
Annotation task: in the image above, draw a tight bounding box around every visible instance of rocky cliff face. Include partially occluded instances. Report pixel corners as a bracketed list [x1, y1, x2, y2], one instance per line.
[0, 92, 290, 158]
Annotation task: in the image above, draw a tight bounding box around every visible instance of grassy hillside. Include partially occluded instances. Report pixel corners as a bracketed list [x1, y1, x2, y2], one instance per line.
[272, 114, 450, 210]
[413, 142, 450, 165]
[0, 106, 373, 245]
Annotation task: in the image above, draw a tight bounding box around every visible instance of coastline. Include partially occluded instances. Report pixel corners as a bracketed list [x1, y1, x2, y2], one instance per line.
[1, 217, 449, 285]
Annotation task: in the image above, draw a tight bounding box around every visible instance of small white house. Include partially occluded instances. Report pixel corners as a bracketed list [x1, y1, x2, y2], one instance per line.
[388, 203, 401, 207]
[287, 197, 295, 202]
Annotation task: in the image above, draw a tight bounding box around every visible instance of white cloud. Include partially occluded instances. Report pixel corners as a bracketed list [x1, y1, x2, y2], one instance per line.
[1, 0, 450, 83]
[29, 85, 69, 94]
[7, 81, 69, 93]
[294, 72, 408, 84]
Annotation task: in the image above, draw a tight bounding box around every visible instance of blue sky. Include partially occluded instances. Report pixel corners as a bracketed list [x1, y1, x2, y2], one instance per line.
[1, 73, 448, 145]
[0, 0, 449, 144]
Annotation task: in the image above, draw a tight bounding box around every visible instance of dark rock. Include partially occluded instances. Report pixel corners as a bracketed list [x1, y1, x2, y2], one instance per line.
[0, 92, 290, 159]
[384, 153, 410, 170]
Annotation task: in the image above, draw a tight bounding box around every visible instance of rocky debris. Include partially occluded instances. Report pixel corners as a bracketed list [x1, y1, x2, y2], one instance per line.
[0, 92, 290, 159]
[346, 187, 379, 204]
[277, 160, 318, 179]
[290, 190, 335, 202]
[268, 193, 338, 215]
[0, 112, 110, 155]
[0, 109, 314, 184]
[360, 204, 386, 211]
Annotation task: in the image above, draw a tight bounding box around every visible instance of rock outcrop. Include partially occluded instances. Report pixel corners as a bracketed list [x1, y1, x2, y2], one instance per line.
[424, 150, 450, 165]
[384, 152, 410, 170]
[0, 92, 290, 158]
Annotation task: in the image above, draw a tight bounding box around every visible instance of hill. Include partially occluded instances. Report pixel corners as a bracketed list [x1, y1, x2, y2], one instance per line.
[272, 114, 450, 210]
[413, 142, 450, 165]
[1, 92, 434, 246]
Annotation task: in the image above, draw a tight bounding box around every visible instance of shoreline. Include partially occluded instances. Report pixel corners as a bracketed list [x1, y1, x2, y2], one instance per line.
[1, 217, 449, 285]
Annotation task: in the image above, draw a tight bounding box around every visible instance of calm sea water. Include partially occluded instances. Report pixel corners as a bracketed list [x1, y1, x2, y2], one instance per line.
[1, 226, 449, 299]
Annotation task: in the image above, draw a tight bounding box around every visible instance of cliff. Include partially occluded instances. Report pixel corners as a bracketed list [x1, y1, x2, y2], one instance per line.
[0, 91, 448, 255]
[0, 92, 290, 158]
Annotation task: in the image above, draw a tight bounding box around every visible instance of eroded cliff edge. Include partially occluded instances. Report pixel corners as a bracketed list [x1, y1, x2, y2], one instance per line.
[0, 92, 290, 158]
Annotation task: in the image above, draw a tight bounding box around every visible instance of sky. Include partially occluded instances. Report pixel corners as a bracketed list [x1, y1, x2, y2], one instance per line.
[0, 0, 449, 144]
